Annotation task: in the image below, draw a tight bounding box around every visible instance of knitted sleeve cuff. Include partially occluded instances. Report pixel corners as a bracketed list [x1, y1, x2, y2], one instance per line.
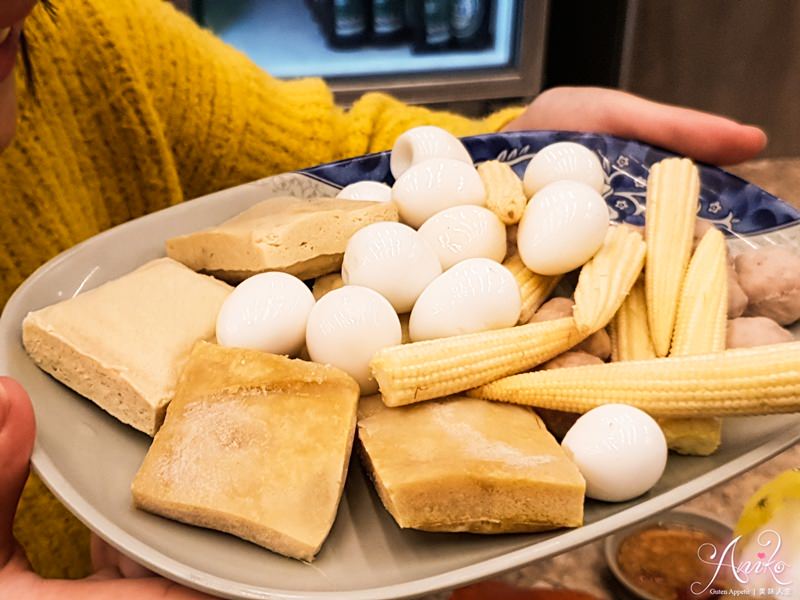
[337, 92, 526, 159]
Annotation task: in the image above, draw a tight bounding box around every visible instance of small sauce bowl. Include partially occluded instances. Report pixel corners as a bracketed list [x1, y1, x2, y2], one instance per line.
[604, 509, 734, 600]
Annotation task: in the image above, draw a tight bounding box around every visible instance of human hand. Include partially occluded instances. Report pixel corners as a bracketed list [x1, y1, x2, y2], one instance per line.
[504, 86, 767, 166]
[0, 377, 214, 599]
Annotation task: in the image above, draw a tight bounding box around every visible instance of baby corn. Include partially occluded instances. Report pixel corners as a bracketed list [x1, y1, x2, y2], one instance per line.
[469, 342, 800, 417]
[477, 160, 527, 225]
[609, 278, 656, 361]
[371, 317, 582, 407]
[645, 157, 700, 356]
[502, 252, 562, 324]
[670, 227, 728, 357]
[573, 225, 647, 336]
[660, 226, 729, 455]
[312, 272, 344, 300]
[607, 275, 720, 454]
[657, 418, 721, 456]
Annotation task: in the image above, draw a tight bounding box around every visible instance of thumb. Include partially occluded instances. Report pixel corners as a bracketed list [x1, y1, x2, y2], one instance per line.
[0, 377, 36, 566]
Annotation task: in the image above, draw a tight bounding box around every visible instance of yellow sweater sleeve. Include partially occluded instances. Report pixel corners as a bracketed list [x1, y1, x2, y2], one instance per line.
[107, 0, 522, 199]
[6, 1, 523, 582]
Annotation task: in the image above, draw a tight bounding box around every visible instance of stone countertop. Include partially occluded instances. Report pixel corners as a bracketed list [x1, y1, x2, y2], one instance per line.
[423, 157, 800, 600]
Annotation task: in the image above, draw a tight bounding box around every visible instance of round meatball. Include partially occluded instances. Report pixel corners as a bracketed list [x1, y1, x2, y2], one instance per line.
[530, 297, 610, 359]
[726, 316, 794, 349]
[537, 351, 603, 440]
[735, 247, 800, 325]
[529, 296, 573, 323]
[727, 263, 748, 319]
[536, 408, 580, 441]
[576, 328, 612, 360]
[541, 350, 604, 370]
[693, 219, 715, 251]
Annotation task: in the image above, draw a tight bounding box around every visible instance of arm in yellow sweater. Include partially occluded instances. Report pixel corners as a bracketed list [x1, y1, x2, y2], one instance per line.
[105, 0, 521, 200]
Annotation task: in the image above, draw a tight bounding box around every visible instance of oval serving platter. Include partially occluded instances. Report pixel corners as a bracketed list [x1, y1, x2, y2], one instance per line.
[1, 131, 798, 600]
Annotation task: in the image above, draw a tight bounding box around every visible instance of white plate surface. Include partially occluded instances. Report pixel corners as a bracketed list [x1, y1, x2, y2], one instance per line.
[1, 172, 798, 600]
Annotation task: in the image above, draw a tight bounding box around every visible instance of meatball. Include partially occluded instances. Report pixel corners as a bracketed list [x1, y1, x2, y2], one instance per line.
[726, 316, 794, 349]
[536, 409, 580, 441]
[541, 350, 604, 370]
[529, 297, 573, 323]
[576, 328, 612, 360]
[727, 263, 748, 319]
[537, 351, 603, 440]
[693, 219, 715, 251]
[735, 246, 800, 325]
[530, 297, 611, 359]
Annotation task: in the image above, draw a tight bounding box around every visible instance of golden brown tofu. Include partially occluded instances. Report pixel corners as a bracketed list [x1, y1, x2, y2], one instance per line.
[132, 341, 360, 561]
[166, 196, 399, 282]
[22, 258, 231, 435]
[358, 396, 585, 533]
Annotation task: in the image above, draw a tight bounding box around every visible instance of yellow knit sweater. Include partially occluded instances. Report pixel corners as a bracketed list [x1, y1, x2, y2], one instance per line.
[3, 0, 521, 579]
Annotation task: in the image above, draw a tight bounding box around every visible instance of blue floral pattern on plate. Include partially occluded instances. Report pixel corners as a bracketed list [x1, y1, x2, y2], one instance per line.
[302, 131, 800, 235]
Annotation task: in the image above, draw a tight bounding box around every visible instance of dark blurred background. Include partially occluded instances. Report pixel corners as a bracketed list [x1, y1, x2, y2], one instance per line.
[169, 0, 799, 157]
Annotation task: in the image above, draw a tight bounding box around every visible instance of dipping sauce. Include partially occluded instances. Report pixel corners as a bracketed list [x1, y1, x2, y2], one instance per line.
[617, 524, 734, 600]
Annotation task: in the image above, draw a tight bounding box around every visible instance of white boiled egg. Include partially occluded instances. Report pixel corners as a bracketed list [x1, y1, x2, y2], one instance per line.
[392, 158, 486, 228]
[523, 141, 605, 197]
[418, 205, 507, 270]
[561, 404, 667, 502]
[342, 221, 442, 313]
[517, 180, 609, 275]
[409, 258, 520, 341]
[305, 285, 401, 394]
[216, 272, 315, 356]
[390, 125, 472, 179]
[336, 181, 393, 202]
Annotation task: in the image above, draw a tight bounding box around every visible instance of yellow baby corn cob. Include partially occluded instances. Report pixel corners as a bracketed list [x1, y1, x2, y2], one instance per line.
[657, 418, 721, 456]
[373, 229, 651, 407]
[312, 272, 344, 300]
[573, 225, 647, 336]
[609, 278, 656, 361]
[477, 160, 527, 225]
[645, 157, 700, 356]
[502, 252, 562, 324]
[607, 275, 721, 454]
[670, 227, 728, 357]
[371, 317, 582, 407]
[659, 226, 729, 455]
[469, 342, 800, 417]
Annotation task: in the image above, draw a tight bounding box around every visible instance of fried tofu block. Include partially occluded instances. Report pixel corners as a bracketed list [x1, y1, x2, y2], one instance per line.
[166, 196, 399, 282]
[358, 396, 585, 533]
[132, 342, 360, 562]
[22, 258, 231, 435]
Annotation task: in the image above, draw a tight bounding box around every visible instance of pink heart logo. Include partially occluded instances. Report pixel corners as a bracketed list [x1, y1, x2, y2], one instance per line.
[758, 552, 766, 560]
